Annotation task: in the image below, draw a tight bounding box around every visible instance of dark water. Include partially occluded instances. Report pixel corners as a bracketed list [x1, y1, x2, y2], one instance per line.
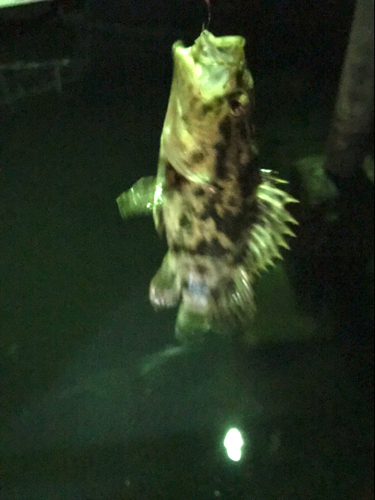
[0, 6, 373, 499]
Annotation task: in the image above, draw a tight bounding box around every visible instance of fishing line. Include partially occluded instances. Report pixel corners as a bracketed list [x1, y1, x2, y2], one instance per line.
[203, 0, 212, 31]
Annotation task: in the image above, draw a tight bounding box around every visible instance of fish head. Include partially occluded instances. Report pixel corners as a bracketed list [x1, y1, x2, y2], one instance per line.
[161, 30, 255, 184]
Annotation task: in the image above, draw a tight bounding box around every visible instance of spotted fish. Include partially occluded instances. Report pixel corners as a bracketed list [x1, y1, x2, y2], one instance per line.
[117, 30, 298, 341]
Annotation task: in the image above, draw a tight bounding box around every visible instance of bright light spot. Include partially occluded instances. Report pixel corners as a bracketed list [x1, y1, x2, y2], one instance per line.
[177, 98, 183, 116]
[224, 428, 244, 462]
[195, 64, 203, 77]
[154, 184, 163, 206]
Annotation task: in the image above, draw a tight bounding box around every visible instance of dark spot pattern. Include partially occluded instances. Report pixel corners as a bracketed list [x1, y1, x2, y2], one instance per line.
[181, 279, 189, 290]
[194, 187, 206, 197]
[171, 239, 230, 257]
[219, 116, 232, 145]
[196, 264, 208, 274]
[235, 70, 244, 87]
[236, 120, 248, 141]
[196, 238, 229, 257]
[211, 288, 220, 302]
[179, 214, 192, 229]
[233, 245, 249, 264]
[166, 162, 187, 191]
[237, 158, 262, 199]
[202, 103, 214, 115]
[214, 116, 235, 180]
[228, 196, 237, 207]
[199, 211, 210, 221]
[215, 141, 229, 180]
[171, 243, 183, 253]
[191, 150, 206, 164]
[216, 210, 246, 242]
[200, 202, 249, 243]
[190, 96, 199, 108]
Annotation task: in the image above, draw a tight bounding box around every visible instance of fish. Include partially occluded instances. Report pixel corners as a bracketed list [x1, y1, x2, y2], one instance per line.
[116, 30, 298, 342]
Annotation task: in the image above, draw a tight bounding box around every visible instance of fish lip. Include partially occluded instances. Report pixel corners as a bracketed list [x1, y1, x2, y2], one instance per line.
[172, 30, 220, 50]
[173, 31, 246, 69]
[173, 39, 186, 51]
[193, 30, 246, 66]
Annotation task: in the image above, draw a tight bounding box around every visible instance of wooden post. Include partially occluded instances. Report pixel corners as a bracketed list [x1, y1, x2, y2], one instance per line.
[324, 0, 374, 179]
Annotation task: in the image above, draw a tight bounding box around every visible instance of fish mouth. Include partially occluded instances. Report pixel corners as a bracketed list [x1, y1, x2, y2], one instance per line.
[172, 30, 247, 98]
[173, 30, 246, 68]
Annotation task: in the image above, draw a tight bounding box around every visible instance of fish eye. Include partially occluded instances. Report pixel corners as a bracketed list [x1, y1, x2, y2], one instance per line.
[228, 91, 249, 116]
[229, 98, 242, 115]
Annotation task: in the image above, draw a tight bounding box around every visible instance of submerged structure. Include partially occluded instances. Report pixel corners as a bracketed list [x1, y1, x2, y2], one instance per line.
[117, 30, 297, 341]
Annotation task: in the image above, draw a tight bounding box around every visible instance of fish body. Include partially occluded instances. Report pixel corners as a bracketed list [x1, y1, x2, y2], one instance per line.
[117, 30, 297, 341]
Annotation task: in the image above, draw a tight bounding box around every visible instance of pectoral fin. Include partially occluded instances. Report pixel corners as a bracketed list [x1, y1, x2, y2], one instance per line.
[116, 176, 157, 218]
[150, 252, 181, 309]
